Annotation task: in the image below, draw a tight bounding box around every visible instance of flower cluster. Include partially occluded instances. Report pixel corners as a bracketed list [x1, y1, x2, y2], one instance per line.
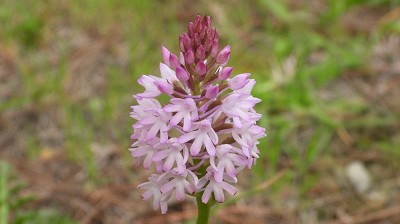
[130, 15, 266, 214]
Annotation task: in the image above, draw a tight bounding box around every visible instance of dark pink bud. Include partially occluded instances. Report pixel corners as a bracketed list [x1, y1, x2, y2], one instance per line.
[169, 53, 180, 69]
[184, 49, 195, 64]
[207, 28, 216, 40]
[195, 61, 206, 76]
[218, 67, 233, 80]
[179, 35, 185, 52]
[179, 52, 185, 65]
[193, 33, 201, 47]
[175, 67, 190, 82]
[196, 46, 205, 60]
[200, 28, 207, 40]
[228, 73, 250, 90]
[182, 33, 191, 50]
[154, 81, 173, 94]
[204, 38, 213, 52]
[210, 39, 219, 58]
[194, 15, 202, 26]
[216, 45, 230, 65]
[161, 46, 171, 67]
[205, 85, 219, 99]
[188, 22, 195, 36]
[203, 16, 211, 27]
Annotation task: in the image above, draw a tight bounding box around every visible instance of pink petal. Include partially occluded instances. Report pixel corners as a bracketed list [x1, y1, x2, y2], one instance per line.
[175, 183, 185, 201]
[183, 114, 192, 132]
[221, 182, 237, 195]
[178, 131, 197, 143]
[190, 135, 204, 155]
[202, 186, 212, 203]
[203, 137, 216, 156]
[213, 185, 225, 202]
[170, 113, 184, 126]
[142, 190, 153, 200]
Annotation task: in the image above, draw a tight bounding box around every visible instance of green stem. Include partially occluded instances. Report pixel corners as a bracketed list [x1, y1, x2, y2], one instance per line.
[0, 162, 9, 224]
[196, 195, 212, 224]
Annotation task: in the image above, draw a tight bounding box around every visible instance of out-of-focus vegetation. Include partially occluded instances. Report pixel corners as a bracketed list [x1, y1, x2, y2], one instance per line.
[0, 0, 399, 223]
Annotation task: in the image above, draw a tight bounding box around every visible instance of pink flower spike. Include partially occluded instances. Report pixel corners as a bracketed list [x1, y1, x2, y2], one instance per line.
[175, 67, 190, 82]
[131, 15, 266, 214]
[195, 61, 206, 76]
[218, 67, 233, 80]
[228, 73, 250, 90]
[216, 45, 230, 65]
[161, 46, 171, 67]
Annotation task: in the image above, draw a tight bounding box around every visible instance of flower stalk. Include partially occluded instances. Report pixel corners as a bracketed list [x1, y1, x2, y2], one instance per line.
[196, 194, 214, 224]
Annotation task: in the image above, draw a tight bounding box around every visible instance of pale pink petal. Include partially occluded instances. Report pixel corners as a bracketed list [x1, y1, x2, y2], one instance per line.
[178, 131, 197, 143]
[221, 182, 237, 195]
[202, 186, 212, 203]
[190, 135, 204, 155]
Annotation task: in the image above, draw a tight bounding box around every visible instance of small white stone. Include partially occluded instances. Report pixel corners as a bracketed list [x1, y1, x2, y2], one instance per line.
[345, 161, 371, 194]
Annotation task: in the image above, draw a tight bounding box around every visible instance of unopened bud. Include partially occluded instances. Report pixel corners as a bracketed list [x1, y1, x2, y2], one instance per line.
[182, 33, 191, 50]
[196, 46, 205, 60]
[210, 39, 219, 58]
[179, 35, 185, 52]
[194, 15, 202, 27]
[175, 67, 190, 82]
[200, 27, 207, 40]
[193, 33, 201, 47]
[179, 52, 185, 65]
[205, 85, 219, 99]
[216, 45, 231, 65]
[161, 46, 171, 67]
[184, 49, 195, 64]
[154, 81, 173, 94]
[195, 61, 206, 76]
[169, 53, 180, 69]
[208, 28, 217, 40]
[228, 73, 250, 90]
[188, 22, 195, 36]
[204, 38, 213, 52]
[218, 67, 233, 80]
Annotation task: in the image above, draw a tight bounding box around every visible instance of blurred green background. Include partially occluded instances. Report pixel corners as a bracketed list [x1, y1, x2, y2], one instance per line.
[1, 0, 400, 223]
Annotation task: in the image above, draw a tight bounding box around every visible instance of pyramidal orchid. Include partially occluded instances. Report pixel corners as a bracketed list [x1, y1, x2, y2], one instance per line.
[130, 15, 266, 223]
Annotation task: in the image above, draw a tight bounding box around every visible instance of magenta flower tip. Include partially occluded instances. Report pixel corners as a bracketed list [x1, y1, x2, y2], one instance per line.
[218, 67, 233, 80]
[195, 61, 206, 76]
[216, 45, 231, 65]
[175, 66, 189, 82]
